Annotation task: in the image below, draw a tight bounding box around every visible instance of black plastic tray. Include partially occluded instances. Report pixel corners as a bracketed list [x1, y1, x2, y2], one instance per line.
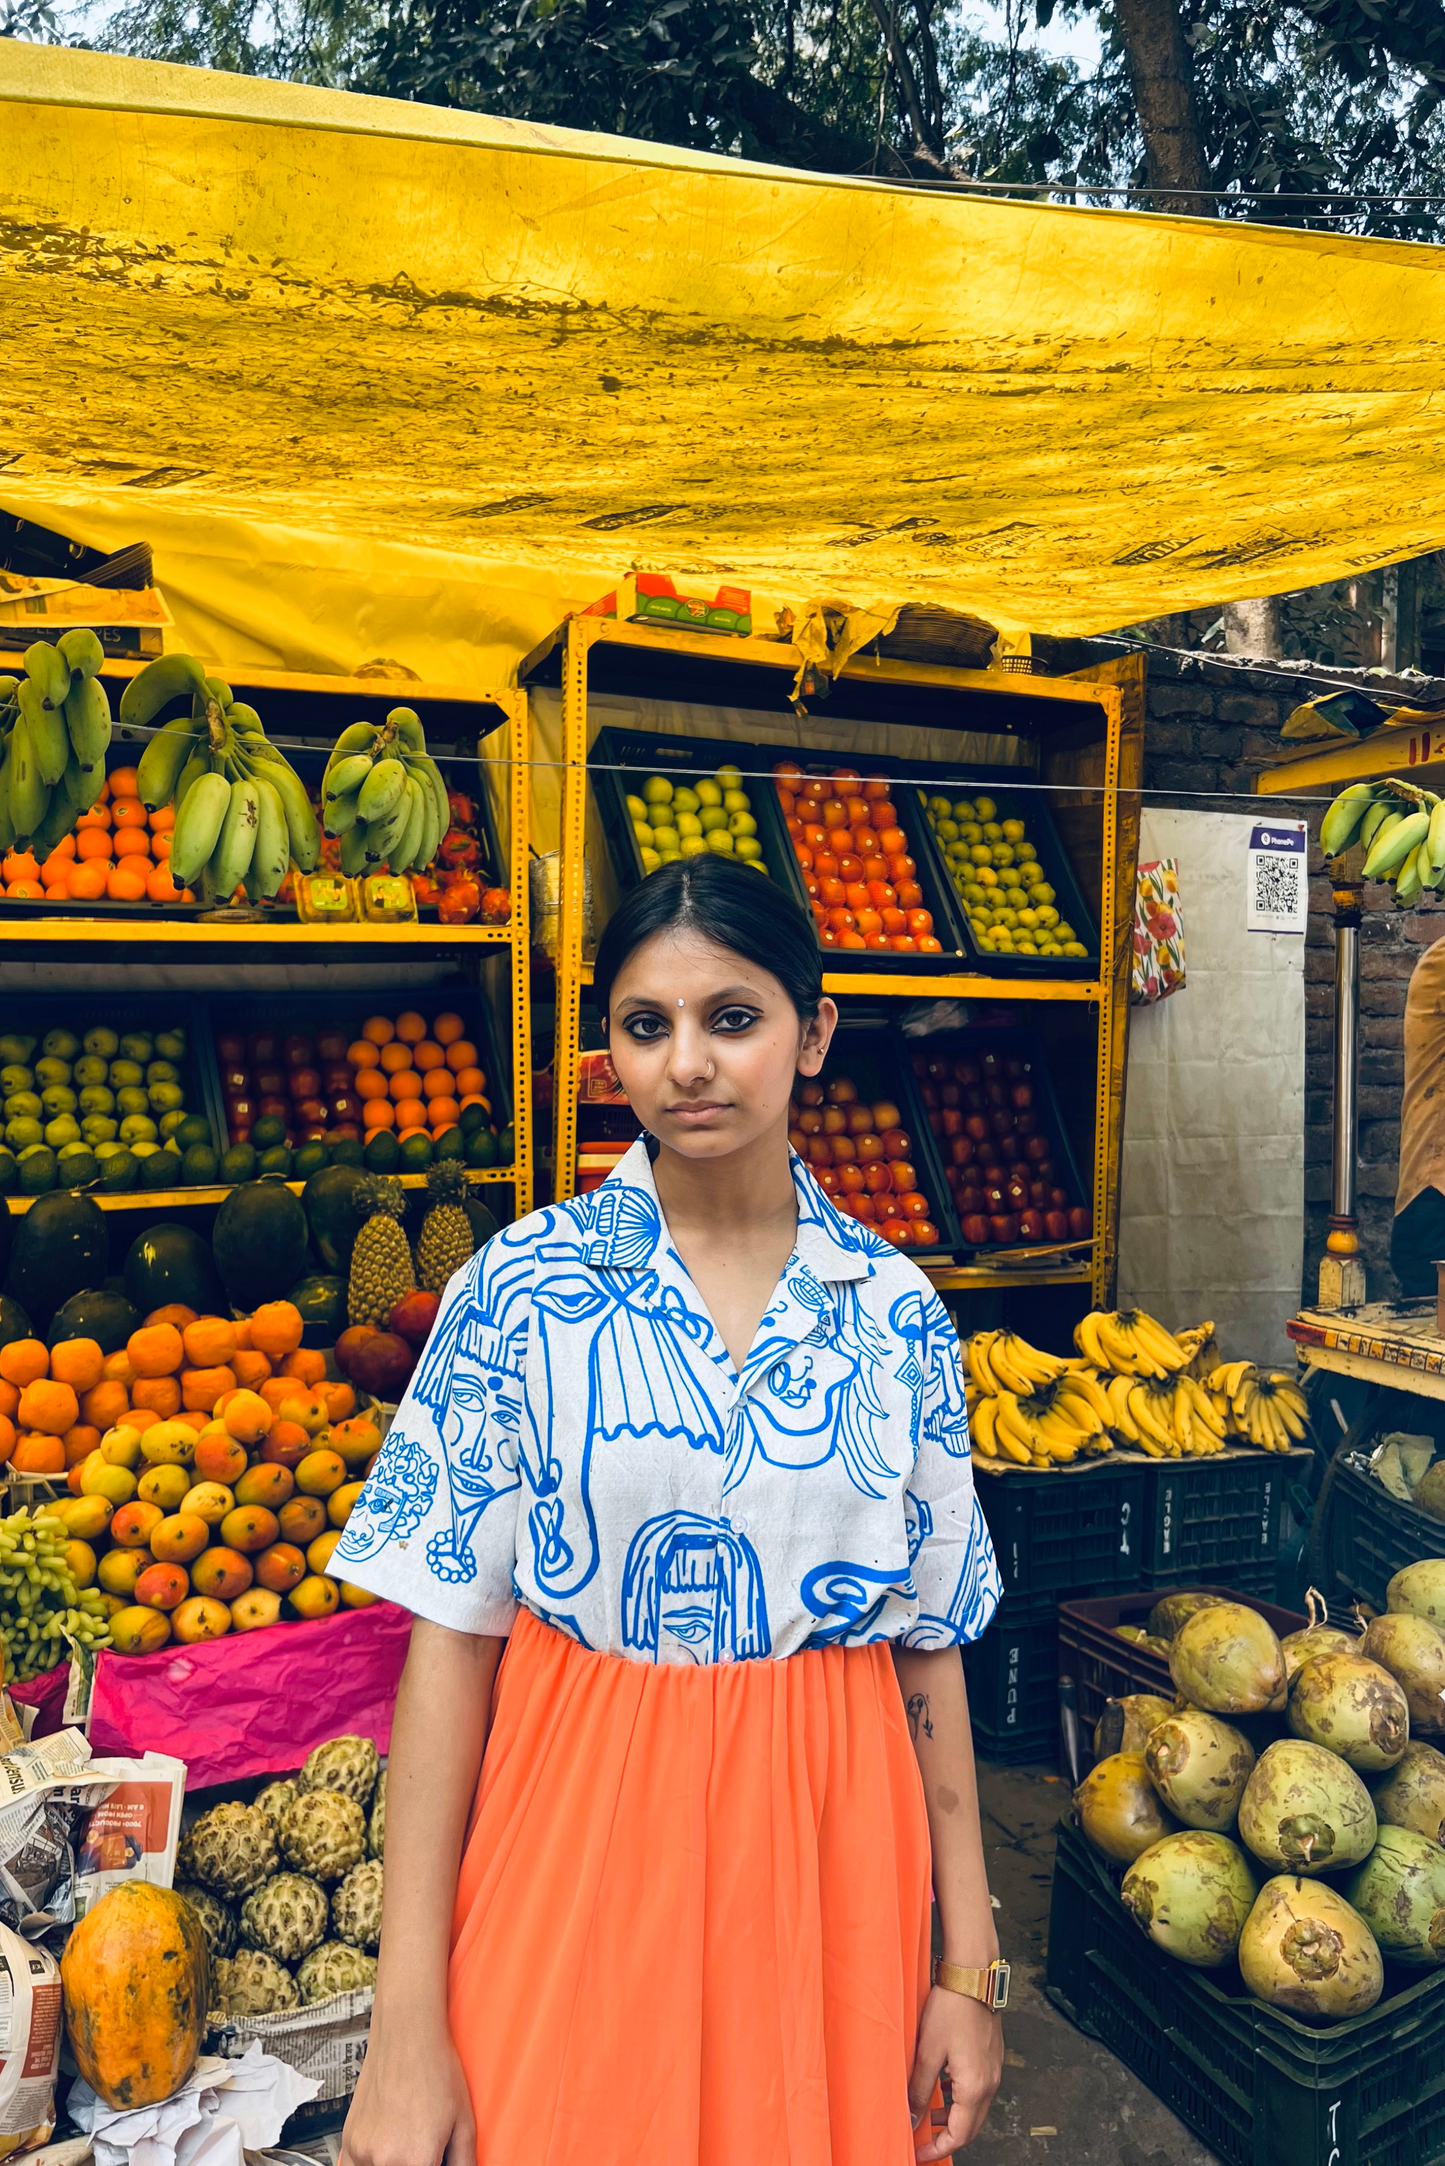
[908, 1025, 1089, 1248]
[1140, 1446, 1312, 1582]
[590, 727, 796, 895]
[762, 750, 964, 972]
[898, 758, 1099, 977]
[972, 1454, 1147, 1599]
[809, 1015, 962, 1255]
[0, 991, 225, 1167]
[963, 1589, 1060, 1763]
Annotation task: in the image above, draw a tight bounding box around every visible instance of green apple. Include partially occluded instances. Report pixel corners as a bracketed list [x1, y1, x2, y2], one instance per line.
[722, 790, 750, 814]
[679, 835, 709, 858]
[639, 847, 661, 873]
[695, 779, 722, 808]
[625, 794, 648, 820]
[699, 807, 728, 834]
[672, 786, 700, 815]
[705, 829, 735, 854]
[83, 1027, 119, 1059]
[651, 826, 680, 854]
[675, 813, 703, 839]
[728, 812, 757, 838]
[734, 836, 763, 861]
[642, 776, 673, 806]
[154, 1030, 187, 1060]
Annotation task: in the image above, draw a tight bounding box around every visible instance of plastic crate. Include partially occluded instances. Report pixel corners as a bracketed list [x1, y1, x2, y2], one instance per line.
[963, 1591, 1060, 1763]
[590, 727, 798, 895]
[1047, 1810, 1445, 2166]
[0, 991, 225, 1159]
[1140, 1447, 1313, 1581]
[907, 1026, 1089, 1248]
[1058, 1584, 1307, 1743]
[1321, 1450, 1445, 1613]
[812, 1015, 962, 1254]
[973, 1455, 1147, 1601]
[899, 759, 1099, 979]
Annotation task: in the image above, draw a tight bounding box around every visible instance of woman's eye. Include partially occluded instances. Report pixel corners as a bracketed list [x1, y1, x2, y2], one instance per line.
[623, 1015, 667, 1042]
[713, 1008, 759, 1033]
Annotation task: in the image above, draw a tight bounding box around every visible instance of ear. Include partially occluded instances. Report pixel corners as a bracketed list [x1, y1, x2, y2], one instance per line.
[796, 997, 838, 1078]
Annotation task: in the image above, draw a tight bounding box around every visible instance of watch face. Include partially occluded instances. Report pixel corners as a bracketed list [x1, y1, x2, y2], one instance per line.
[991, 1960, 1011, 2010]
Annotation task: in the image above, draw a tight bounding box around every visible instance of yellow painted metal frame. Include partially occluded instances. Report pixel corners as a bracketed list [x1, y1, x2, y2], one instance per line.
[0, 672, 534, 1219]
[1256, 718, 1445, 797]
[548, 618, 1137, 1309]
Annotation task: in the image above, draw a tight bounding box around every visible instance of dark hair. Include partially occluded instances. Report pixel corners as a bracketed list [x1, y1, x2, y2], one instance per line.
[593, 855, 824, 1023]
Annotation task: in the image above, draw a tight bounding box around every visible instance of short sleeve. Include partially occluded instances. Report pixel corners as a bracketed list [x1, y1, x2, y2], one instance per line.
[331, 1231, 532, 1635]
[900, 1296, 1002, 1649]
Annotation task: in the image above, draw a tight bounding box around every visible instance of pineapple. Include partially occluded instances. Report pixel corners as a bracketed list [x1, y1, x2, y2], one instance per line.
[347, 1176, 416, 1327]
[415, 1161, 476, 1294]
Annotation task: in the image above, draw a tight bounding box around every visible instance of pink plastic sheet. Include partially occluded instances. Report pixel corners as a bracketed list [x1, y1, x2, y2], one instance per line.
[10, 1663, 69, 1738]
[88, 1602, 413, 1789]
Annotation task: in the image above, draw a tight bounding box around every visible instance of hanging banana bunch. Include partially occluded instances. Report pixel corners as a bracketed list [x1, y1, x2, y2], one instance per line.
[0, 631, 111, 856]
[130, 653, 320, 904]
[1321, 776, 1445, 907]
[320, 706, 449, 878]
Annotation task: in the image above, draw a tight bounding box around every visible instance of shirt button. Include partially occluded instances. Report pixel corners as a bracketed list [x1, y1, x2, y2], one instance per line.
[731, 1516, 749, 1533]
[717, 1649, 734, 1664]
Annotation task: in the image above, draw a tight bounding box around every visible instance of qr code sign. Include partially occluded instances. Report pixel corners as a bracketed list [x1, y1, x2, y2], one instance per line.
[1251, 852, 1302, 920]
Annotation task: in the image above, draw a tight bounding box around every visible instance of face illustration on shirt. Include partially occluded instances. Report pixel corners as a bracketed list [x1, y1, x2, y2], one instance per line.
[622, 1510, 771, 1662]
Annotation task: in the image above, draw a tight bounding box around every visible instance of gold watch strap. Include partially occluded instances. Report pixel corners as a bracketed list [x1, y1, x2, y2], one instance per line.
[932, 1957, 1010, 2010]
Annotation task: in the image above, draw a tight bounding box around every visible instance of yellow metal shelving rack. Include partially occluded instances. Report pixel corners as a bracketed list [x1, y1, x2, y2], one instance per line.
[1, 667, 534, 1219]
[534, 617, 1142, 1311]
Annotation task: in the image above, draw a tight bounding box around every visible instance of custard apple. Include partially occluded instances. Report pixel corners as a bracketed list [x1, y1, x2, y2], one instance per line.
[296, 1940, 378, 2005]
[240, 1872, 330, 1966]
[368, 1770, 386, 1860]
[280, 1790, 366, 1881]
[298, 1736, 380, 1808]
[212, 1949, 300, 2018]
[331, 1859, 383, 1952]
[175, 1881, 238, 1961]
[182, 1802, 279, 1898]
[254, 1778, 298, 1831]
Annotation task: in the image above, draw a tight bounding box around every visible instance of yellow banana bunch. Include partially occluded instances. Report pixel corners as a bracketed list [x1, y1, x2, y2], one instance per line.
[1073, 1308, 1189, 1378]
[1202, 1363, 1308, 1452]
[964, 1329, 1112, 1469]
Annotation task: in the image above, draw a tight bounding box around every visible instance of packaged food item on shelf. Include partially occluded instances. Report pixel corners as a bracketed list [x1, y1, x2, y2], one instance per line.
[772, 761, 941, 955]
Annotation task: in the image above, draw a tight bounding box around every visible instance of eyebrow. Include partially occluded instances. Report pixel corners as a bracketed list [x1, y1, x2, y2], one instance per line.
[614, 985, 766, 1013]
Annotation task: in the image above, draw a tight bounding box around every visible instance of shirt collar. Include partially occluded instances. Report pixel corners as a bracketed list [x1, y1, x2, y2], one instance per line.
[575, 1138, 875, 1285]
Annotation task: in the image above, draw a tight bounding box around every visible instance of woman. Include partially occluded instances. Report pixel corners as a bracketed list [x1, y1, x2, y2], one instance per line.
[335, 853, 1006, 2166]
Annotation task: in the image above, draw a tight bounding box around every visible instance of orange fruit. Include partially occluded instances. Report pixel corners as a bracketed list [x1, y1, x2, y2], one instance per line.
[355, 1068, 389, 1101]
[113, 825, 151, 859]
[444, 1040, 478, 1073]
[82, 1378, 130, 1431]
[111, 797, 148, 828]
[249, 1302, 304, 1359]
[413, 1040, 445, 1071]
[149, 803, 176, 833]
[279, 1348, 327, 1386]
[127, 1324, 184, 1379]
[63, 1424, 101, 1468]
[76, 827, 113, 861]
[17, 1378, 78, 1436]
[180, 1364, 237, 1413]
[131, 1375, 182, 1418]
[0, 1383, 15, 1421]
[108, 767, 140, 797]
[395, 1010, 426, 1043]
[393, 1099, 427, 1133]
[452, 1066, 486, 1098]
[68, 862, 108, 899]
[419, 1067, 454, 1101]
[150, 831, 172, 860]
[387, 1070, 422, 1103]
[146, 866, 181, 903]
[106, 864, 148, 901]
[0, 1340, 49, 1389]
[76, 803, 111, 829]
[348, 1039, 380, 1069]
[433, 1011, 465, 1045]
[144, 1305, 198, 1331]
[49, 1339, 104, 1392]
[231, 1349, 274, 1392]
[102, 1350, 137, 1388]
[362, 1015, 395, 1045]
[363, 1099, 395, 1130]
[12, 1435, 65, 1475]
[1, 850, 40, 886]
[182, 1318, 239, 1369]
[428, 1099, 461, 1130]
[6, 881, 44, 900]
[0, 1416, 13, 1466]
[378, 1041, 412, 1074]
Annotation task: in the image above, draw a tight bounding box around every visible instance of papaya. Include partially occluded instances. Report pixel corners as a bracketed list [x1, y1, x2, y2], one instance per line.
[6, 1189, 108, 1325]
[290, 1273, 347, 1347]
[301, 1163, 368, 1273]
[212, 1182, 309, 1309]
[48, 1288, 142, 1355]
[60, 1881, 209, 2108]
[122, 1224, 225, 1321]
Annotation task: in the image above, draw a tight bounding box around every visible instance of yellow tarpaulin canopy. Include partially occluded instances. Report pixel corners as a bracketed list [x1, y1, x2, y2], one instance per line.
[4, 38, 1445, 681]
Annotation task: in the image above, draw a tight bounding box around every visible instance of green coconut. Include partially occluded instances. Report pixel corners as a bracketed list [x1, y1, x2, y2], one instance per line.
[1169, 1602, 1287, 1716]
[1287, 1653, 1409, 1773]
[1146, 1591, 1226, 1643]
[1121, 1830, 1258, 1968]
[1237, 1740, 1377, 1876]
[1093, 1694, 1176, 1762]
[1344, 1825, 1445, 1966]
[1373, 1741, 1445, 1847]
[1144, 1710, 1256, 1833]
[1239, 1877, 1383, 2021]
[1361, 1613, 1445, 1738]
[1387, 1560, 1445, 1628]
[1074, 1753, 1178, 1865]
[1281, 1624, 1357, 1686]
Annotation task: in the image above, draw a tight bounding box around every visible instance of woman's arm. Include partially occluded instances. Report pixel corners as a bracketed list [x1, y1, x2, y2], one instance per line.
[339, 1620, 504, 2166]
[892, 1644, 1003, 2159]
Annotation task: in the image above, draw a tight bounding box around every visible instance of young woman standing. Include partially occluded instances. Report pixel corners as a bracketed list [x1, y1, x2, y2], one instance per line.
[335, 854, 1006, 2166]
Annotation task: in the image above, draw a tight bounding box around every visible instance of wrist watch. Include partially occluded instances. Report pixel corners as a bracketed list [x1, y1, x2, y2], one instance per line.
[932, 1956, 1010, 2010]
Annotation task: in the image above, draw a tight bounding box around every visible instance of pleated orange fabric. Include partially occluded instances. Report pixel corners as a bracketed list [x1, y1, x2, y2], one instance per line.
[449, 1606, 935, 2166]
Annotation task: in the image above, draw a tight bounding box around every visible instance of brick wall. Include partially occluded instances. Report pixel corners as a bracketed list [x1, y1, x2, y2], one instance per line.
[1126, 648, 1439, 1306]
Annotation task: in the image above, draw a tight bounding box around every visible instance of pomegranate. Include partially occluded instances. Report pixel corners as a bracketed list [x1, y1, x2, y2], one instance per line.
[389, 1290, 443, 1349]
[348, 1331, 417, 1400]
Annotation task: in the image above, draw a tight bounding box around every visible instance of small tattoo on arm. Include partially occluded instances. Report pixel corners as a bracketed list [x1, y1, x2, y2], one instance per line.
[906, 1693, 934, 1743]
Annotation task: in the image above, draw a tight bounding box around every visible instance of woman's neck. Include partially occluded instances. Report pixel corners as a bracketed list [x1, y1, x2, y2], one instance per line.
[649, 1127, 799, 1245]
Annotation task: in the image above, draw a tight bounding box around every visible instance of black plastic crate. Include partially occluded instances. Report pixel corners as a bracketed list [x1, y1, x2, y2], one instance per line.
[972, 1455, 1147, 1601]
[0, 991, 225, 1160]
[1322, 1450, 1445, 1613]
[1048, 1810, 1445, 2166]
[908, 1027, 1089, 1250]
[964, 1591, 1060, 1763]
[1140, 1556, 1281, 1596]
[764, 751, 963, 972]
[809, 1015, 962, 1256]
[1058, 1585, 1308, 1745]
[899, 759, 1099, 977]
[590, 727, 797, 895]
[1140, 1447, 1313, 1582]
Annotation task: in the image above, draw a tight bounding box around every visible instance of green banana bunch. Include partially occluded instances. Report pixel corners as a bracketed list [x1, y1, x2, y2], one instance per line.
[1325, 774, 1445, 908]
[128, 651, 320, 903]
[1, 634, 113, 846]
[1319, 782, 1378, 856]
[321, 706, 446, 876]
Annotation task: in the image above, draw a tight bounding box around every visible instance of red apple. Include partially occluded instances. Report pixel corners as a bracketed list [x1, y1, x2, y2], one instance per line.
[258, 1095, 289, 1120]
[229, 1127, 250, 1148]
[296, 1098, 327, 1127]
[964, 1087, 987, 1113]
[1044, 1209, 1070, 1240]
[984, 1183, 1007, 1212]
[940, 1082, 961, 1108]
[255, 1067, 285, 1098]
[954, 1059, 980, 1085]
[322, 1063, 353, 1094]
[949, 1135, 975, 1166]
[1029, 1181, 1050, 1210]
[1049, 1187, 1069, 1210]
[1036, 1160, 1057, 1183]
[1018, 1209, 1046, 1241]
[961, 1214, 990, 1246]
[334, 1325, 380, 1378]
[1014, 1111, 1037, 1137]
[989, 1109, 1014, 1137]
[1011, 1083, 1033, 1109]
[976, 1142, 999, 1168]
[1024, 1134, 1051, 1163]
[284, 1035, 315, 1068]
[989, 1214, 1019, 1244]
[225, 1092, 255, 1126]
[958, 1186, 987, 1215]
[390, 1290, 443, 1348]
[331, 1123, 362, 1142]
[248, 1032, 278, 1064]
[920, 1082, 939, 1109]
[1068, 1206, 1093, 1239]
[987, 1081, 1008, 1108]
[941, 1109, 964, 1138]
[217, 1032, 246, 1065]
[289, 1067, 322, 1102]
[965, 1114, 989, 1142]
[331, 1092, 361, 1123]
[221, 1064, 249, 1096]
[927, 1111, 944, 1136]
[316, 1029, 349, 1063]
[1005, 1175, 1029, 1209]
[981, 1051, 1000, 1076]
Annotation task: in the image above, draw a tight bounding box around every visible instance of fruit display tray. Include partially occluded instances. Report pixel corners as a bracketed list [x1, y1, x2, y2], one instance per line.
[1047, 1809, 1445, 2166]
[1057, 1584, 1306, 1745]
[589, 726, 796, 894]
[809, 1015, 962, 1256]
[910, 1025, 1090, 1253]
[897, 756, 1099, 978]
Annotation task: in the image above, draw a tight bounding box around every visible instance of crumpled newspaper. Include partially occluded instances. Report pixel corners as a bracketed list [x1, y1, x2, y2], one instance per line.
[67, 2043, 320, 2166]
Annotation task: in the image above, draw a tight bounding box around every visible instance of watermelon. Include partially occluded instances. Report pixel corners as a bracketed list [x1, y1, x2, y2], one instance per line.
[0, 1295, 32, 1352]
[6, 1190, 108, 1326]
[463, 1194, 501, 1249]
[301, 1165, 367, 1274]
[290, 1273, 346, 1348]
[48, 1288, 141, 1354]
[212, 1183, 309, 1310]
[123, 1224, 226, 1320]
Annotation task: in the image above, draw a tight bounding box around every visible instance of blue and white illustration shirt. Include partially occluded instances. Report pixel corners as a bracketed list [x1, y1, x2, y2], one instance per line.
[335, 1139, 1002, 1664]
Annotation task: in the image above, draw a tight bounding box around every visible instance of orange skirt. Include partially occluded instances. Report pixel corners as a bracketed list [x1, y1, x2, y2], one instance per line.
[449, 1606, 935, 2166]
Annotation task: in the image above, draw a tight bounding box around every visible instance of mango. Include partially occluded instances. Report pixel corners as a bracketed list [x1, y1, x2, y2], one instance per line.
[99, 1426, 143, 1470]
[289, 1572, 339, 1619]
[107, 1604, 172, 1655]
[137, 1464, 192, 1512]
[328, 1480, 365, 1529]
[230, 1587, 282, 1632]
[139, 1420, 196, 1467]
[98, 1548, 153, 1598]
[171, 1595, 231, 1644]
[340, 1581, 379, 1608]
[181, 1482, 235, 1527]
[64, 1539, 97, 1589]
[80, 1457, 138, 1506]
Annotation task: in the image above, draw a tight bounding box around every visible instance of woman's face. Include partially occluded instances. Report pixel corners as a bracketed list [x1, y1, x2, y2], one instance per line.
[606, 926, 836, 1166]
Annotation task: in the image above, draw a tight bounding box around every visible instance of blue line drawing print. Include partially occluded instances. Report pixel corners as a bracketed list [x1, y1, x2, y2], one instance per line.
[407, 1246, 526, 1585]
[904, 1488, 933, 1564]
[622, 1511, 771, 1662]
[727, 1273, 901, 1500]
[335, 1428, 437, 1565]
[800, 1559, 917, 1646]
[904, 1493, 1004, 1649]
[922, 1299, 972, 1457]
